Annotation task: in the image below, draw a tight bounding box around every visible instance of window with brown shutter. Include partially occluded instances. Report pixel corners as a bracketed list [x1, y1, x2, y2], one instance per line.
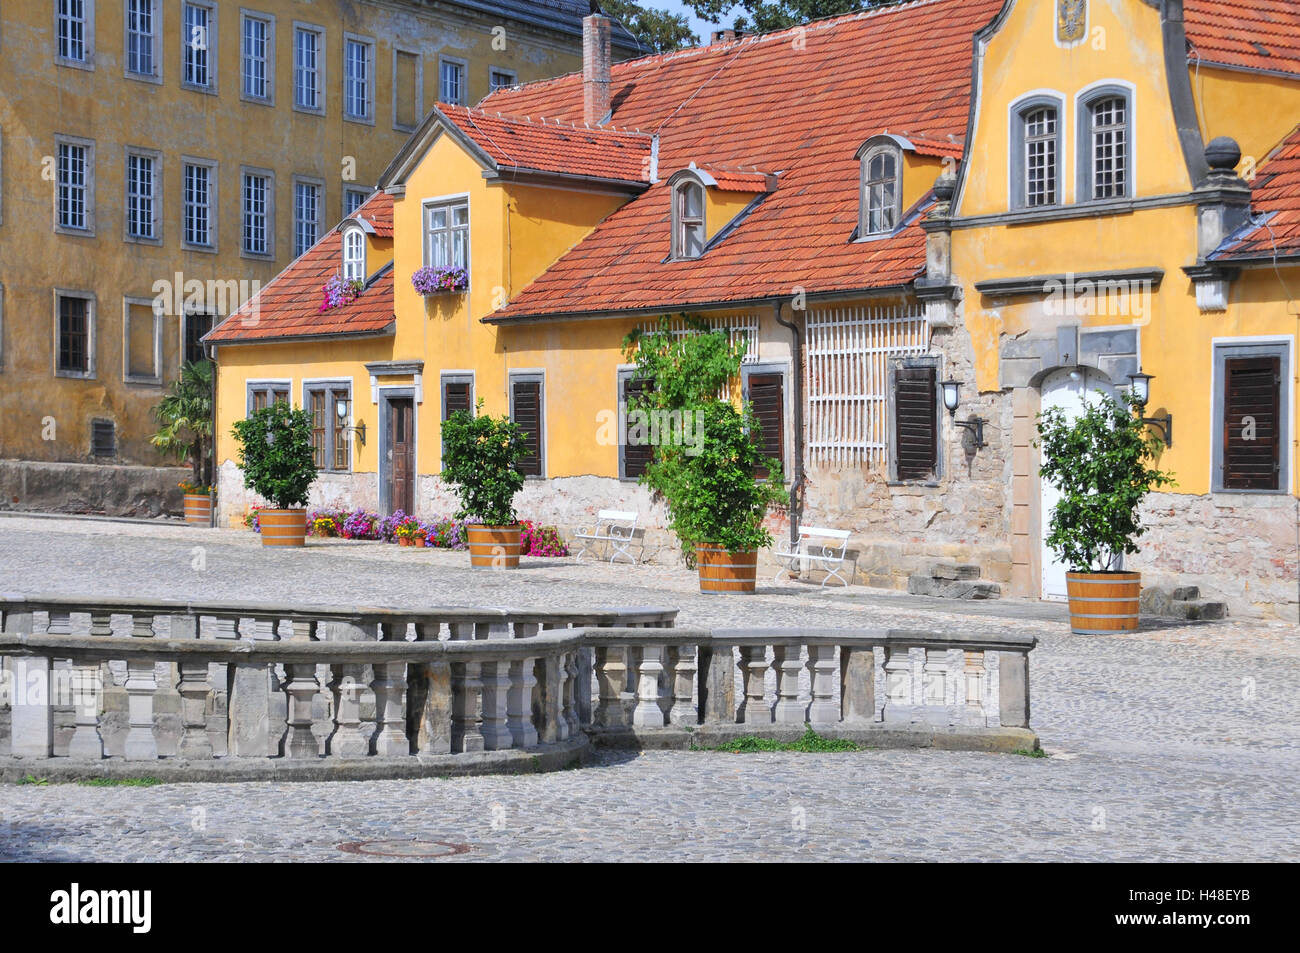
[621, 374, 654, 480]
[1222, 356, 1281, 490]
[511, 377, 544, 477]
[746, 372, 785, 478]
[443, 380, 472, 419]
[893, 364, 938, 481]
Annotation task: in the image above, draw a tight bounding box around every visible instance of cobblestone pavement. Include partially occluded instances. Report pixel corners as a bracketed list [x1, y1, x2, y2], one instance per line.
[2, 515, 1298, 862]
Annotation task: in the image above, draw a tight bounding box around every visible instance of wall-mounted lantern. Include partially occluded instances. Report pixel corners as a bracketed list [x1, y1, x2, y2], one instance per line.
[1127, 370, 1172, 447]
[337, 399, 367, 446]
[940, 379, 986, 449]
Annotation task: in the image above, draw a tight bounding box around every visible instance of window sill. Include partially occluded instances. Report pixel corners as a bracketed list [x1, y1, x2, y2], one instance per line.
[240, 250, 275, 262]
[54, 225, 96, 239]
[124, 234, 163, 247]
[124, 70, 162, 86]
[240, 94, 276, 108]
[886, 480, 941, 488]
[181, 242, 218, 255]
[344, 114, 376, 127]
[181, 82, 218, 96]
[55, 369, 97, 380]
[56, 57, 95, 72]
[1210, 487, 1288, 497]
[124, 375, 164, 388]
[292, 104, 326, 117]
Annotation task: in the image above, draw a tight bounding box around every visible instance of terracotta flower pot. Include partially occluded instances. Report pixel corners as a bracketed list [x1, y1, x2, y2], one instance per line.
[696, 545, 758, 594]
[258, 508, 307, 548]
[1066, 571, 1141, 634]
[398, 536, 413, 547]
[183, 493, 212, 526]
[466, 524, 521, 570]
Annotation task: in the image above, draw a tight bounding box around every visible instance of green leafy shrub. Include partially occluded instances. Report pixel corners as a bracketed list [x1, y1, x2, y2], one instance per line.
[623, 316, 785, 556]
[151, 359, 214, 488]
[441, 401, 528, 526]
[230, 403, 318, 509]
[1036, 393, 1175, 572]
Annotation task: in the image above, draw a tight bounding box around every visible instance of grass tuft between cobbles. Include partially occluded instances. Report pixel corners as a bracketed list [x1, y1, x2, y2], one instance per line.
[704, 726, 861, 753]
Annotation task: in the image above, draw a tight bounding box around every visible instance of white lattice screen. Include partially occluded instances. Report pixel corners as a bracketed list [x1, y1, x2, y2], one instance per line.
[804, 304, 930, 467]
[638, 314, 760, 364]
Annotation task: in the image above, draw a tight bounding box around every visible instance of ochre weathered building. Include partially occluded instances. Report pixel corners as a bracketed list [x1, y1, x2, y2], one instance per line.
[0, 0, 640, 514]
[209, 0, 1300, 620]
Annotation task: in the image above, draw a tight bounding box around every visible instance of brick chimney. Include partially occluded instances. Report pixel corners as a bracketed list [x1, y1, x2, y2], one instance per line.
[583, 13, 612, 125]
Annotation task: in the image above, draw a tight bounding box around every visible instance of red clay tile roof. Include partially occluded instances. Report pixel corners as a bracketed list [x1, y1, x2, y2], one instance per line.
[1185, 0, 1300, 77]
[206, 193, 396, 344]
[439, 104, 653, 183]
[479, 0, 1002, 321]
[692, 165, 778, 192]
[1212, 124, 1300, 261]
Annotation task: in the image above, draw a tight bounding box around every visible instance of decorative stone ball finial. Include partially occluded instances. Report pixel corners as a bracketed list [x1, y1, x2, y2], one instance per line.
[1204, 137, 1242, 173]
[933, 170, 957, 204]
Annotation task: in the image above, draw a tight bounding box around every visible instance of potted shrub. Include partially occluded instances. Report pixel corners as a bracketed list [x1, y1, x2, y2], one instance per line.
[151, 359, 214, 524]
[231, 403, 318, 548]
[441, 400, 528, 569]
[1037, 393, 1175, 633]
[624, 318, 785, 593]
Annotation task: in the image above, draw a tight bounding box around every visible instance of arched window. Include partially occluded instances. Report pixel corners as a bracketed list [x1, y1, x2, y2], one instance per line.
[861, 147, 900, 235]
[1010, 94, 1064, 209]
[342, 226, 366, 282]
[672, 179, 705, 260]
[1079, 87, 1133, 201]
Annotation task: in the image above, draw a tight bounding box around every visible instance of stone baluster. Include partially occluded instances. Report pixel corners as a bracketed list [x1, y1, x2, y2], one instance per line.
[227, 615, 274, 758]
[123, 612, 159, 760]
[771, 645, 805, 725]
[535, 655, 564, 743]
[736, 646, 771, 725]
[370, 662, 409, 756]
[593, 645, 628, 728]
[632, 644, 665, 728]
[207, 615, 239, 758]
[478, 661, 513, 750]
[281, 620, 320, 759]
[450, 660, 485, 753]
[575, 645, 594, 727]
[514, 622, 540, 640]
[168, 613, 212, 760]
[806, 644, 839, 725]
[506, 657, 539, 747]
[407, 620, 452, 757]
[60, 610, 105, 760]
[667, 644, 698, 726]
[562, 651, 580, 737]
[999, 650, 1030, 728]
[326, 665, 370, 758]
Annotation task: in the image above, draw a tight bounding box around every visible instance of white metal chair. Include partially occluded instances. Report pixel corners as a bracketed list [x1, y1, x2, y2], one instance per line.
[573, 509, 641, 565]
[772, 526, 852, 588]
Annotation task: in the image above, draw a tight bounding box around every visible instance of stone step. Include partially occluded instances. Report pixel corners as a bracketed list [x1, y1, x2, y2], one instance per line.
[1139, 586, 1225, 620]
[1165, 600, 1229, 622]
[908, 575, 1002, 600]
[929, 563, 982, 581]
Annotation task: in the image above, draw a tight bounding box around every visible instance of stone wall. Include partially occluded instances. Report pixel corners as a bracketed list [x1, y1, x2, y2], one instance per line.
[1133, 491, 1300, 622]
[0, 459, 189, 518]
[216, 462, 380, 526]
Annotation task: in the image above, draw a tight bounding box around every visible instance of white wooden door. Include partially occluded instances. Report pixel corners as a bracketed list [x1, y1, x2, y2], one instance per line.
[1040, 368, 1117, 600]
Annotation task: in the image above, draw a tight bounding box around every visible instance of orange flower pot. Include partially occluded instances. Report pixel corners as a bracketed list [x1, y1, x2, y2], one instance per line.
[466, 524, 521, 570]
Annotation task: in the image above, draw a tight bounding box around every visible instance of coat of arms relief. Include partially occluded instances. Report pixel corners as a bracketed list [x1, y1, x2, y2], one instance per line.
[1057, 0, 1087, 44]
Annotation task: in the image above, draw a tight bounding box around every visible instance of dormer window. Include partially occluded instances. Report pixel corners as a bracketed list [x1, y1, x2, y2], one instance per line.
[854, 136, 905, 238]
[1077, 85, 1134, 202]
[342, 226, 366, 282]
[672, 179, 705, 260]
[1011, 94, 1064, 209]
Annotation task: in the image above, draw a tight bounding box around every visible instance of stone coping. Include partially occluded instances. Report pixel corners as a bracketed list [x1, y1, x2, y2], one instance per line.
[0, 736, 592, 784]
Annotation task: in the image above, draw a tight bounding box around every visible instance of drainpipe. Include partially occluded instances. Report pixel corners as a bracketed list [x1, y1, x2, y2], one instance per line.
[206, 342, 217, 528]
[774, 300, 804, 547]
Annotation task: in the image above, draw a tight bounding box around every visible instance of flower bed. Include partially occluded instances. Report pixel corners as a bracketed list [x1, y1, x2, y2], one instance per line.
[300, 507, 567, 555]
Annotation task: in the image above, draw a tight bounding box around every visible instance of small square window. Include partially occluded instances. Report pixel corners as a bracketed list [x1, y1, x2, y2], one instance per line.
[91, 419, 116, 458]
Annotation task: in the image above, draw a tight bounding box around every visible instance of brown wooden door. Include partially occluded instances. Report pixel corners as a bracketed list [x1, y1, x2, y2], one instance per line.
[389, 397, 415, 514]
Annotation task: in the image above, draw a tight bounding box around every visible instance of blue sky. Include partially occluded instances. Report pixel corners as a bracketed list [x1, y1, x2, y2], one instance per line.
[657, 1, 737, 42]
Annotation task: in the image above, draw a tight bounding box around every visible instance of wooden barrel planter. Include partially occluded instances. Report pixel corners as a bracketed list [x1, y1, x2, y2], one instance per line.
[1066, 571, 1141, 634]
[183, 494, 212, 526]
[259, 508, 307, 548]
[696, 545, 758, 594]
[466, 524, 521, 570]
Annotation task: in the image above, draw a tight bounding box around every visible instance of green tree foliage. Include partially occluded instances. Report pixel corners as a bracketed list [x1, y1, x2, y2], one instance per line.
[150, 359, 214, 487]
[230, 403, 318, 509]
[1036, 394, 1175, 572]
[624, 316, 785, 554]
[440, 400, 528, 526]
[603, 0, 698, 53]
[684, 0, 894, 34]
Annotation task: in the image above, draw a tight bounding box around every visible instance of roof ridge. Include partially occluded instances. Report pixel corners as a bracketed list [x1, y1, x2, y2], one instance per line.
[460, 105, 653, 138]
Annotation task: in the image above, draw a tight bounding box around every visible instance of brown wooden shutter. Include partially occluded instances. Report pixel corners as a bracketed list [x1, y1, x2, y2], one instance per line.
[1223, 356, 1281, 490]
[622, 376, 654, 479]
[747, 373, 785, 478]
[512, 379, 543, 477]
[443, 381, 472, 419]
[894, 365, 938, 481]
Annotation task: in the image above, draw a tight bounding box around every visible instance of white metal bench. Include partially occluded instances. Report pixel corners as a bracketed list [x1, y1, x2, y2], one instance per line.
[773, 526, 852, 588]
[573, 509, 641, 565]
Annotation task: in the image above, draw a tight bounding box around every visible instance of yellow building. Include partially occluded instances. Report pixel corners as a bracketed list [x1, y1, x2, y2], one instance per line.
[210, 1, 1300, 620]
[0, 0, 640, 514]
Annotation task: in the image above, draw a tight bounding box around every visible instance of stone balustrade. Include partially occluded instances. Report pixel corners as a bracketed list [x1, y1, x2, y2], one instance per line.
[0, 596, 1036, 780]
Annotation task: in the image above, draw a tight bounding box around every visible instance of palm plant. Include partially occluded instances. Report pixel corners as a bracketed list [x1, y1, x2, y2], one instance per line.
[151, 359, 215, 488]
